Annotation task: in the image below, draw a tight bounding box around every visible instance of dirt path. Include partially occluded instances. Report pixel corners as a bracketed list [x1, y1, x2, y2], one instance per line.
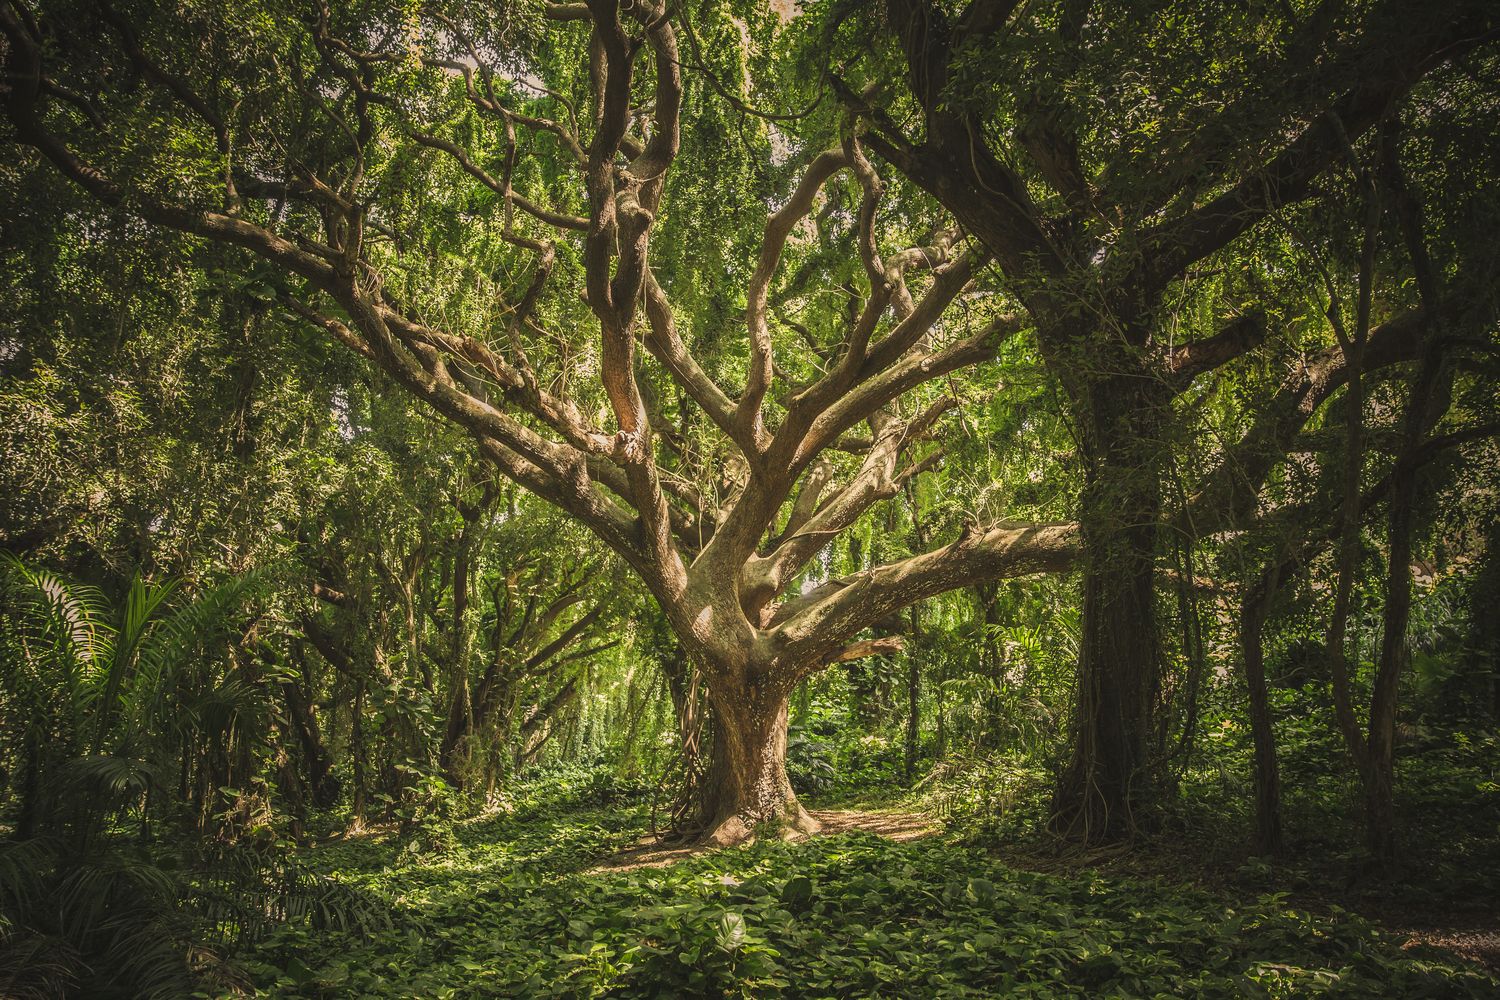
[590, 808, 940, 873]
[1396, 926, 1500, 972]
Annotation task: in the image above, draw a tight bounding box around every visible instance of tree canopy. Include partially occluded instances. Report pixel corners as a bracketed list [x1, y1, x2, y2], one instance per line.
[2, 1, 1499, 996]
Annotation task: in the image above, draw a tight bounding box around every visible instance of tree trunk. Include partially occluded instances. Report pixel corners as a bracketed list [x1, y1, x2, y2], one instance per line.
[973, 582, 1006, 750]
[1241, 569, 1284, 855]
[905, 606, 921, 784]
[697, 678, 819, 846]
[1052, 377, 1166, 842]
[661, 642, 706, 833]
[282, 666, 341, 809]
[350, 678, 368, 826]
[1366, 332, 1453, 861]
[439, 488, 488, 785]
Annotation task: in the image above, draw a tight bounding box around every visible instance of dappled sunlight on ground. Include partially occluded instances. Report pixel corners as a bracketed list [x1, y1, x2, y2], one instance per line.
[591, 807, 941, 873]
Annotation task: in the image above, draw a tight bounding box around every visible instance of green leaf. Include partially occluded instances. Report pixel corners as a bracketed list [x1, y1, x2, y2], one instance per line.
[780, 875, 814, 910]
[716, 911, 747, 952]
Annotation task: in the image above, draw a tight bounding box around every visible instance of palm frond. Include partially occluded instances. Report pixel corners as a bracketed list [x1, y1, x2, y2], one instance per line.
[0, 838, 56, 918]
[91, 575, 178, 754]
[1, 555, 114, 734]
[0, 930, 81, 1000]
[61, 753, 166, 806]
[186, 844, 392, 952]
[54, 854, 181, 941]
[129, 569, 270, 737]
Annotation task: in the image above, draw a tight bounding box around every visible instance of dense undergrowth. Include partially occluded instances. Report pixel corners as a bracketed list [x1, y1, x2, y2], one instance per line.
[207, 760, 1499, 1000]
[920, 719, 1500, 924]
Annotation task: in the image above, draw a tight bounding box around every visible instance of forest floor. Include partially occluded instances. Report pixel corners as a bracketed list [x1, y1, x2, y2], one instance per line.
[228, 783, 1499, 997]
[974, 821, 1500, 976]
[588, 800, 1500, 972]
[592, 806, 941, 872]
[991, 838, 1500, 974]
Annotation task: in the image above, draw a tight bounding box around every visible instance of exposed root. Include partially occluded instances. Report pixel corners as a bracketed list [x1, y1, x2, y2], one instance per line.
[701, 801, 824, 847]
[591, 807, 935, 872]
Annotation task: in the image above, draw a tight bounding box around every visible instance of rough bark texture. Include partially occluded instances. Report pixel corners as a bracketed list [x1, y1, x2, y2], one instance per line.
[1051, 377, 1167, 842]
[698, 679, 819, 846]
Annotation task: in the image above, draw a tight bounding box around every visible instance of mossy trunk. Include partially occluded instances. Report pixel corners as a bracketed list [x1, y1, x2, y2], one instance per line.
[1052, 375, 1166, 842]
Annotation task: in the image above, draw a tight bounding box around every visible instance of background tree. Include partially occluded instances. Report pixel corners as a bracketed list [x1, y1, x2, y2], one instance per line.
[829, 0, 1500, 840]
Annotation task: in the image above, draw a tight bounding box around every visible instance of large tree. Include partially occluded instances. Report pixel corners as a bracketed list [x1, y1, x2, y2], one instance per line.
[1, 0, 1083, 844]
[837, 0, 1499, 838]
[8, 0, 1495, 850]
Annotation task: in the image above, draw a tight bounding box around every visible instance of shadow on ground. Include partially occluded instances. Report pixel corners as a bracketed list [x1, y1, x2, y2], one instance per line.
[590, 807, 940, 873]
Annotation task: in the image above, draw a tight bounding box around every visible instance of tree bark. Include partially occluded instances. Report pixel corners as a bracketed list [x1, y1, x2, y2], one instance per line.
[350, 677, 368, 826]
[439, 486, 491, 784]
[1366, 342, 1454, 861]
[1052, 377, 1167, 842]
[661, 645, 706, 832]
[696, 676, 819, 846]
[282, 673, 341, 809]
[1241, 568, 1285, 855]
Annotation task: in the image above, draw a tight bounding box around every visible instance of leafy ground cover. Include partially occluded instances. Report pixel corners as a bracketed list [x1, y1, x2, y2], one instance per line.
[226, 787, 1498, 999]
[916, 720, 1500, 972]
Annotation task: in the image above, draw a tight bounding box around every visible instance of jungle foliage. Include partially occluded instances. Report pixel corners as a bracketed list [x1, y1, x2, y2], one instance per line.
[1, 0, 1499, 996]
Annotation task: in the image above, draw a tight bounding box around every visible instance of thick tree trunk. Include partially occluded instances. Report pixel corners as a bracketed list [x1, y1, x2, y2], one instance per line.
[1052, 376, 1166, 842]
[697, 678, 819, 846]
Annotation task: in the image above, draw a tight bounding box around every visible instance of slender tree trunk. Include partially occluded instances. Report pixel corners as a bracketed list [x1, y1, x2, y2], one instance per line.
[273, 737, 306, 840]
[1052, 378, 1167, 842]
[1241, 567, 1284, 855]
[350, 678, 368, 826]
[973, 582, 1006, 750]
[1367, 344, 1453, 861]
[936, 676, 947, 759]
[284, 685, 340, 809]
[1357, 138, 1451, 864]
[283, 655, 340, 809]
[1472, 523, 1500, 722]
[697, 675, 819, 846]
[905, 658, 920, 783]
[439, 504, 479, 784]
[1324, 175, 1382, 779]
[518, 676, 582, 762]
[905, 607, 921, 784]
[845, 661, 883, 729]
[441, 485, 495, 791]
